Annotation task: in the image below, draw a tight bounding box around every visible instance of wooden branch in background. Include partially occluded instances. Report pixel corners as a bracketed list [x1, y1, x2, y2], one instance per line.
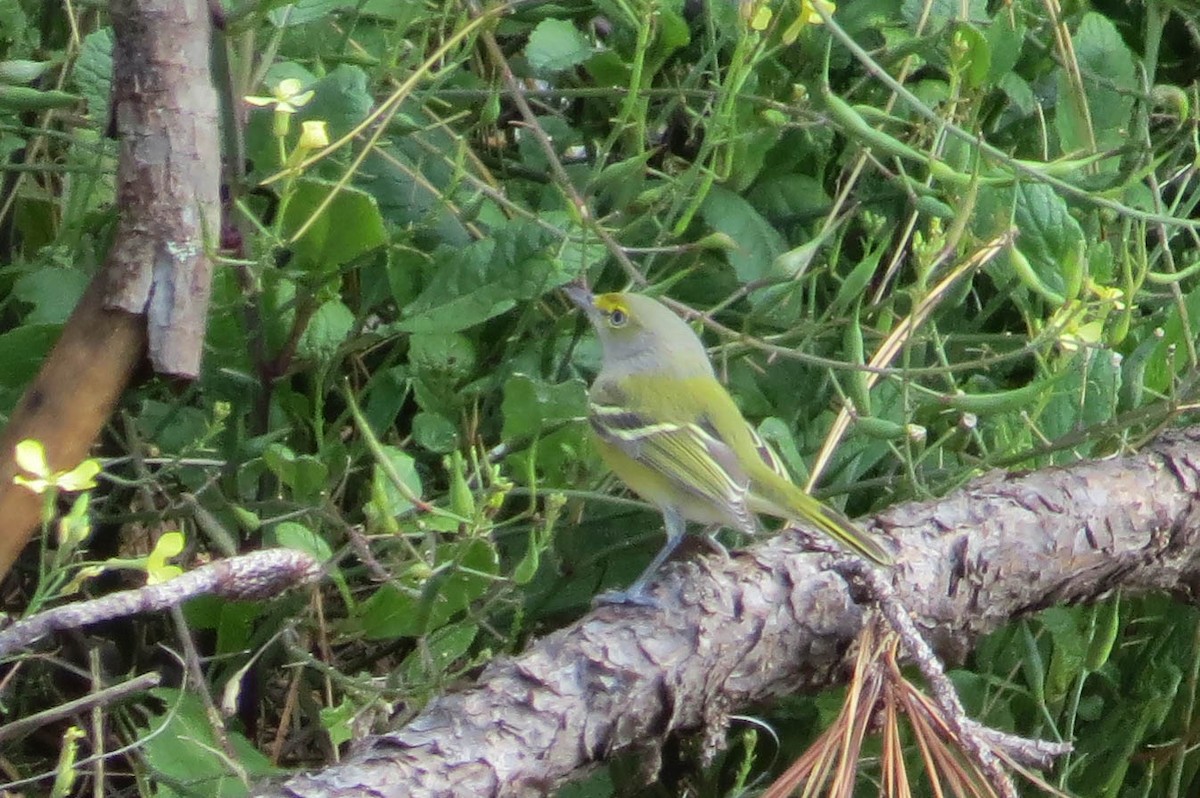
[104, 0, 220, 378]
[253, 428, 1200, 798]
[0, 0, 219, 580]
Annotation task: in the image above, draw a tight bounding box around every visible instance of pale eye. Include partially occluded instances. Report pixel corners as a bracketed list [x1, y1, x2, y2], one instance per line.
[608, 308, 627, 327]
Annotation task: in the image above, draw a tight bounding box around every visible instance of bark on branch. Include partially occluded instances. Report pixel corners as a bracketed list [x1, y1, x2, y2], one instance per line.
[255, 427, 1200, 797]
[0, 0, 218, 579]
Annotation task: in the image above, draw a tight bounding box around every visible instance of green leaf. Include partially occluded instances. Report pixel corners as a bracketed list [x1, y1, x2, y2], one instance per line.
[263, 443, 329, 499]
[320, 699, 357, 749]
[901, 0, 986, 31]
[698, 185, 785, 283]
[501, 373, 588, 440]
[282, 179, 387, 274]
[359, 538, 496, 639]
[12, 268, 88, 324]
[73, 28, 112, 123]
[398, 221, 575, 334]
[134, 400, 209, 454]
[526, 18, 593, 75]
[1040, 606, 1085, 703]
[1144, 280, 1200, 394]
[0, 58, 55, 85]
[412, 411, 460, 453]
[978, 181, 1084, 302]
[985, 10, 1025, 82]
[137, 688, 275, 796]
[297, 299, 355, 361]
[268, 0, 354, 26]
[273, 520, 333, 563]
[410, 332, 477, 378]
[1055, 13, 1135, 153]
[747, 174, 832, 222]
[365, 445, 423, 518]
[950, 22, 990, 90]
[359, 583, 422, 638]
[401, 620, 478, 683]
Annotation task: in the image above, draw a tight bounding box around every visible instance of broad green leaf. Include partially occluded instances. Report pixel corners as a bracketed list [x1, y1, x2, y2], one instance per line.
[268, 0, 353, 27]
[401, 620, 478, 683]
[698, 185, 785, 283]
[365, 445, 423, 518]
[950, 22, 990, 89]
[526, 19, 593, 75]
[138, 688, 275, 797]
[359, 538, 497, 639]
[1040, 606, 1085, 703]
[978, 181, 1084, 302]
[747, 174, 832, 222]
[273, 520, 333, 563]
[1055, 13, 1135, 153]
[501, 373, 588, 440]
[1144, 280, 1200, 393]
[263, 444, 329, 499]
[12, 269, 88, 324]
[901, 0, 986, 31]
[410, 332, 477, 379]
[320, 699, 357, 749]
[134, 400, 209, 454]
[398, 222, 576, 334]
[412, 411, 460, 453]
[985, 10, 1025, 82]
[282, 180, 387, 274]
[297, 299, 355, 361]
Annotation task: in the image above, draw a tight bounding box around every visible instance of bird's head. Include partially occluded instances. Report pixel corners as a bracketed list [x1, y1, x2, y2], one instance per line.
[564, 286, 712, 378]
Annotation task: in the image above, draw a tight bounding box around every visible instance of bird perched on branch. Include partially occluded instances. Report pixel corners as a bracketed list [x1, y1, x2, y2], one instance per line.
[565, 284, 892, 605]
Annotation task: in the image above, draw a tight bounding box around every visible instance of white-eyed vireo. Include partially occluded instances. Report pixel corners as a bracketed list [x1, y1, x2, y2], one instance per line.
[566, 285, 892, 604]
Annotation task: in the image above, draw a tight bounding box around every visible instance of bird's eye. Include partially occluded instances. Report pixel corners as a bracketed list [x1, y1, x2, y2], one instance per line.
[608, 308, 627, 327]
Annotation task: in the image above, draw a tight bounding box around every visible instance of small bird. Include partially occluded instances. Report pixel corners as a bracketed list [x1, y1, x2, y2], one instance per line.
[565, 285, 892, 605]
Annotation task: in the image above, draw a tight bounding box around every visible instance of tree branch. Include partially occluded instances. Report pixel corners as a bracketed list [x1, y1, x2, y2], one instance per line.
[254, 427, 1200, 797]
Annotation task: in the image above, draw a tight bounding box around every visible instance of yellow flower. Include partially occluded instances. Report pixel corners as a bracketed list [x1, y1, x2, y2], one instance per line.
[245, 78, 315, 138]
[782, 0, 835, 43]
[800, 0, 835, 24]
[282, 120, 331, 172]
[244, 77, 314, 114]
[297, 120, 329, 150]
[13, 440, 100, 495]
[146, 531, 185, 584]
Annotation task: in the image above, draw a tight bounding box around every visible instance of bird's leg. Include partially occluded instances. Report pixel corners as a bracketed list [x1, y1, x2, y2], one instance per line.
[698, 525, 730, 559]
[594, 506, 687, 607]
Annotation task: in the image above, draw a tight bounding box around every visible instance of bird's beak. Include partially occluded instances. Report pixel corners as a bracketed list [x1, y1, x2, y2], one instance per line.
[563, 284, 601, 326]
[563, 283, 594, 310]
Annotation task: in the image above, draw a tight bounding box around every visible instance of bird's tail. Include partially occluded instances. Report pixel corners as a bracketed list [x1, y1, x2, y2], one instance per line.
[752, 469, 893, 565]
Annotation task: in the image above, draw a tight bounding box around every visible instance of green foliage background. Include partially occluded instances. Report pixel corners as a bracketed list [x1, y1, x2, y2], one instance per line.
[0, 0, 1199, 795]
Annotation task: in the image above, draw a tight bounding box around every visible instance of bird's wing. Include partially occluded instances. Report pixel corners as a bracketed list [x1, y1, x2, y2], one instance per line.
[588, 399, 756, 530]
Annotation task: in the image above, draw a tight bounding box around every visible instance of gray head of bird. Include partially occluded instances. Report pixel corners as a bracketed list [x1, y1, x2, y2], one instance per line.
[564, 286, 713, 379]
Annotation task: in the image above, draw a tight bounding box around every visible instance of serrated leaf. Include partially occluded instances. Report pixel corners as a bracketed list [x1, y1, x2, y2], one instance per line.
[398, 222, 576, 334]
[73, 28, 112, 123]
